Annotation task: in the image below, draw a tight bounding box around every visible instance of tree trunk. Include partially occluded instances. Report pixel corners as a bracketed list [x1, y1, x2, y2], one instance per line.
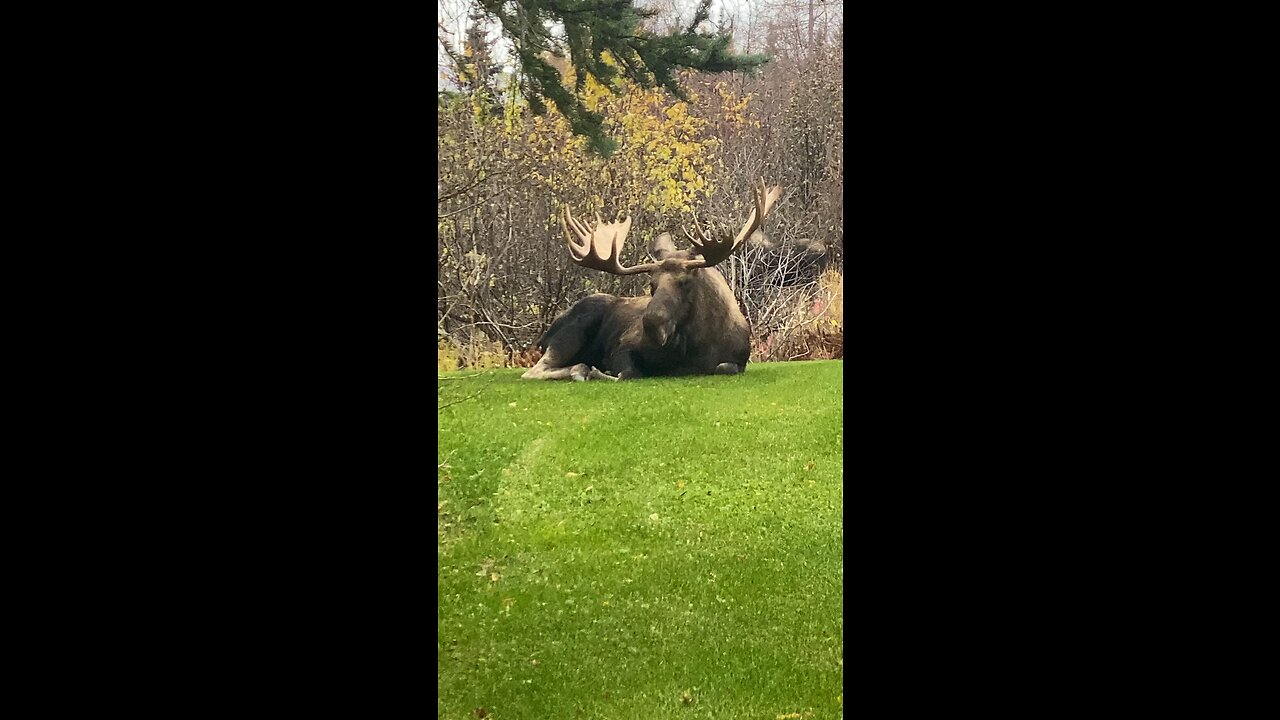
[807, 0, 815, 50]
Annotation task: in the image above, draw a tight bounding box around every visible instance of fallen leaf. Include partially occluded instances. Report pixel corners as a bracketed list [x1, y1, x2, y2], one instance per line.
[677, 479, 686, 489]
[583, 485, 594, 492]
[508, 402, 517, 407]
[566, 472, 579, 478]
[649, 513, 660, 521]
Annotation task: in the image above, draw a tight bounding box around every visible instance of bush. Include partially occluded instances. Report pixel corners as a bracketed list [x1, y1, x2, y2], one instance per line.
[439, 332, 543, 371]
[438, 339, 461, 372]
[749, 269, 843, 362]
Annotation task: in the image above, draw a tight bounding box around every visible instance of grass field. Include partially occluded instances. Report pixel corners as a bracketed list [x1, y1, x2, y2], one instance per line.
[438, 360, 843, 719]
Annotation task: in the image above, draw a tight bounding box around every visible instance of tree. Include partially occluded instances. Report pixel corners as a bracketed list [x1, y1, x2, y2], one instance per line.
[472, 0, 769, 156]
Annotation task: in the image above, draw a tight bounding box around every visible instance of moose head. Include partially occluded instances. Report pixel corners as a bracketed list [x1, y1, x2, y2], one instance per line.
[523, 179, 783, 381]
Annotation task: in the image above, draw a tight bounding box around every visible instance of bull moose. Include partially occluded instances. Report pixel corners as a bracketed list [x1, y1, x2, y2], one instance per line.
[522, 179, 783, 381]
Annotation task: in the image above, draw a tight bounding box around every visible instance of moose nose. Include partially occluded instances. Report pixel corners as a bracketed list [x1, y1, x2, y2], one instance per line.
[643, 315, 670, 346]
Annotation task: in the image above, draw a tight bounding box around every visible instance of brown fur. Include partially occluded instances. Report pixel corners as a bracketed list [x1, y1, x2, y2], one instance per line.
[522, 238, 751, 381]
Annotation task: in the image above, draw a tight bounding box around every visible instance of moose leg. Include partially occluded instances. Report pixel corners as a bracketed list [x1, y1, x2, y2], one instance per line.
[522, 345, 617, 381]
[604, 350, 641, 380]
[713, 362, 743, 375]
[524, 298, 618, 381]
[522, 359, 596, 381]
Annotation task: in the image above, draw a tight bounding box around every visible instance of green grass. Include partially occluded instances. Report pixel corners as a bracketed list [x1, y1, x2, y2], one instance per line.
[438, 360, 843, 720]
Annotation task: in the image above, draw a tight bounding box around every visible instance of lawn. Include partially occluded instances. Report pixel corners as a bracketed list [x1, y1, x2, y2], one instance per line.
[438, 360, 843, 719]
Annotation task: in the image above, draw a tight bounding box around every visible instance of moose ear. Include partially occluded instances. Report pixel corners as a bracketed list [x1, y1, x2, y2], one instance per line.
[649, 232, 677, 260]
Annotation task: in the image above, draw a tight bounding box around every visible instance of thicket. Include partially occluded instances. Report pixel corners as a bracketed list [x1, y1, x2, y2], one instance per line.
[438, 0, 843, 370]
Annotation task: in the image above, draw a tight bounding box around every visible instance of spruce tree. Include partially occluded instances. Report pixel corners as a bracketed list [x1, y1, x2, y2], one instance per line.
[473, 0, 769, 156]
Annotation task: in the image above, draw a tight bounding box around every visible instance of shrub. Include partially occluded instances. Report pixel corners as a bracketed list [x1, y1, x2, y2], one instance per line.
[438, 339, 461, 372]
[748, 270, 843, 362]
[438, 331, 543, 370]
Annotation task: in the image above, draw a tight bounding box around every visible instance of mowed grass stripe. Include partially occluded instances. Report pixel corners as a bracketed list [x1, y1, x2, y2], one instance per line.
[438, 360, 843, 719]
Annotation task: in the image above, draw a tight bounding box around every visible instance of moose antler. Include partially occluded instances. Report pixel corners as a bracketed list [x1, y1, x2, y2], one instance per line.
[683, 177, 783, 269]
[562, 205, 659, 275]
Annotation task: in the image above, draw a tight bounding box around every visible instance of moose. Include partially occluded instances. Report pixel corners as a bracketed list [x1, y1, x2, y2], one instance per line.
[522, 179, 783, 381]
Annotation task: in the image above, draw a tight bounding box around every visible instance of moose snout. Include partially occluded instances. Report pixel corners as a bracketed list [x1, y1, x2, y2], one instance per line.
[643, 314, 672, 347]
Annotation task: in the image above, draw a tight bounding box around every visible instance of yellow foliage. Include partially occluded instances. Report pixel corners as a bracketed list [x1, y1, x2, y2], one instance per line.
[715, 81, 755, 129]
[437, 339, 460, 372]
[817, 269, 844, 329]
[470, 348, 506, 369]
[522, 63, 717, 215]
[440, 333, 508, 370]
